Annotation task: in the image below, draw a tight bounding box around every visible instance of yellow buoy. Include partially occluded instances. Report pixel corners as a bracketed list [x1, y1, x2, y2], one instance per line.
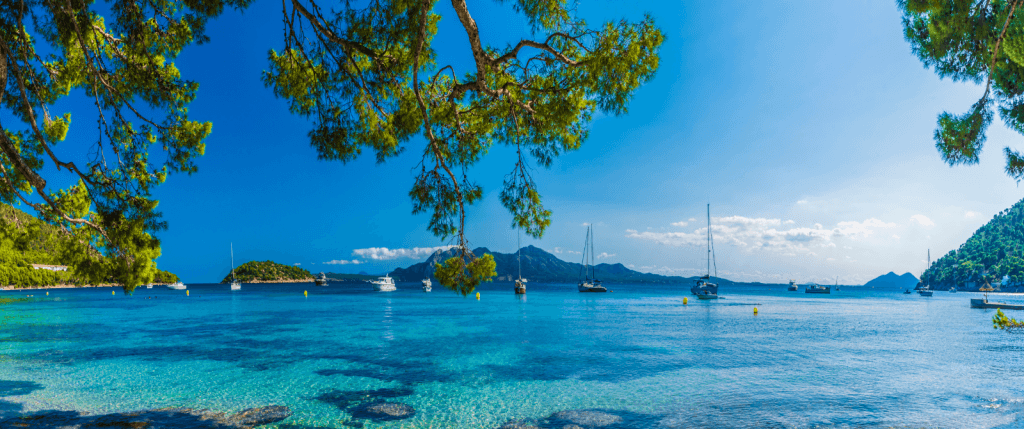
[186, 290, 190, 296]
[46, 291, 48, 296]
[683, 297, 688, 305]
[304, 290, 308, 297]
[753, 307, 758, 314]
[476, 292, 480, 300]
[112, 290, 115, 296]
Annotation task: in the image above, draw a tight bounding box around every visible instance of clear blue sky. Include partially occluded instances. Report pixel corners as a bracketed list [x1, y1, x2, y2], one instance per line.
[40, 1, 1024, 283]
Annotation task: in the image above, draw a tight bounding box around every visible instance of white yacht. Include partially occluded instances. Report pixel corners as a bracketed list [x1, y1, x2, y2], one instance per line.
[371, 275, 396, 292]
[314, 272, 329, 287]
[168, 282, 186, 290]
[422, 278, 432, 292]
[146, 283, 153, 289]
[229, 243, 241, 291]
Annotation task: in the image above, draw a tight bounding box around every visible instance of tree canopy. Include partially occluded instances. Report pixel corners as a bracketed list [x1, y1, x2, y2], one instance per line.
[899, 0, 1024, 182]
[2, 0, 664, 295]
[921, 196, 1024, 288]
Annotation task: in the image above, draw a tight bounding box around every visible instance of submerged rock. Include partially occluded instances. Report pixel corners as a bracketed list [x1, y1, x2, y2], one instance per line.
[230, 405, 292, 427]
[546, 410, 623, 428]
[0, 405, 291, 429]
[348, 401, 415, 421]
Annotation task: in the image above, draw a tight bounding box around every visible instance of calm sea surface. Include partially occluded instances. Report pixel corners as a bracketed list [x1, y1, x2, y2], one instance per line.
[1, 282, 1022, 428]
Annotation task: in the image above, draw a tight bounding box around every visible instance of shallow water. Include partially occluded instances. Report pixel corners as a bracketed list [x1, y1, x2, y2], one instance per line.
[0, 282, 1022, 428]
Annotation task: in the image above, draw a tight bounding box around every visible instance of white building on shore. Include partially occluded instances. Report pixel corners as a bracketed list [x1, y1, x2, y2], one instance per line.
[30, 264, 68, 272]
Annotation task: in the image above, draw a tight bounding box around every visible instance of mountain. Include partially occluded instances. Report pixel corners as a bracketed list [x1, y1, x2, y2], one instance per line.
[923, 196, 1024, 292]
[390, 245, 704, 284]
[222, 260, 313, 283]
[862, 272, 918, 289]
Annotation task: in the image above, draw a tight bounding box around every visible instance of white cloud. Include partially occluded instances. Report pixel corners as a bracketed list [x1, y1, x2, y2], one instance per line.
[671, 221, 688, 227]
[324, 259, 362, 265]
[797, 200, 808, 205]
[351, 245, 456, 260]
[892, 234, 900, 240]
[688, 218, 697, 222]
[596, 252, 616, 259]
[910, 214, 934, 227]
[552, 247, 580, 255]
[581, 222, 590, 227]
[784, 220, 796, 224]
[293, 263, 301, 266]
[626, 216, 897, 255]
[965, 210, 981, 218]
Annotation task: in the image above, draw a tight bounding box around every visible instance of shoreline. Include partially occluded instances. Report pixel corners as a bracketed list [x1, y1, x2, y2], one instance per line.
[1, 283, 128, 291]
[220, 278, 315, 284]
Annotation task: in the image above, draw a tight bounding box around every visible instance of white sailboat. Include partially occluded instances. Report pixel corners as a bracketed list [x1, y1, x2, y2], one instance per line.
[694, 204, 719, 300]
[514, 226, 526, 295]
[371, 274, 396, 292]
[578, 224, 607, 293]
[229, 243, 241, 291]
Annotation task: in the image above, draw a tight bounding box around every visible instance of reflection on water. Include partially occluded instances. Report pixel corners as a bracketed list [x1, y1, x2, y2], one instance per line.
[0, 283, 1020, 428]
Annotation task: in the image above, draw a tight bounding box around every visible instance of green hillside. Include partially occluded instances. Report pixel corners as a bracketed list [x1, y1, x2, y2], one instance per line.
[922, 197, 1024, 291]
[0, 204, 178, 288]
[223, 260, 312, 283]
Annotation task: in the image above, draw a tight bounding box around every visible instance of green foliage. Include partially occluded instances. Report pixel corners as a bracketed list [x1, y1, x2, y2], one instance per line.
[265, 0, 663, 292]
[900, 0, 1024, 182]
[223, 260, 312, 283]
[993, 309, 1024, 331]
[922, 197, 1024, 288]
[434, 253, 496, 296]
[1, 0, 249, 292]
[0, 203, 178, 290]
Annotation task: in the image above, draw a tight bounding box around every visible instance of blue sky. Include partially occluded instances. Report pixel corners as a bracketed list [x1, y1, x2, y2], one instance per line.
[36, 1, 1024, 283]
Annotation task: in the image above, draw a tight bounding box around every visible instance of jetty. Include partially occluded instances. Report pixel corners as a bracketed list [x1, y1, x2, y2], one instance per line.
[970, 298, 1024, 310]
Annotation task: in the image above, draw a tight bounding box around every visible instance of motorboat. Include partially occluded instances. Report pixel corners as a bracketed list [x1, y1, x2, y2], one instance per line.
[167, 282, 186, 290]
[696, 289, 719, 300]
[314, 272, 329, 287]
[805, 284, 830, 294]
[371, 275, 396, 292]
[788, 280, 798, 291]
[422, 278, 432, 292]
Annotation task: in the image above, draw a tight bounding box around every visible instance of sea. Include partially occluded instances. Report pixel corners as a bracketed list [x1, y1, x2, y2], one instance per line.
[0, 282, 1022, 428]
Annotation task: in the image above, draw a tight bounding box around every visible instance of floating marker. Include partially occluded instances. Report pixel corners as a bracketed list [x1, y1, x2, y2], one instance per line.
[304, 290, 308, 297]
[476, 292, 480, 300]
[45, 291, 48, 296]
[112, 291, 115, 296]
[186, 290, 190, 297]
[753, 307, 758, 314]
[683, 297, 688, 305]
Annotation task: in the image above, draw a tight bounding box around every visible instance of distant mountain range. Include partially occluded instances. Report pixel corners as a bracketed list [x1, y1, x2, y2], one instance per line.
[862, 272, 919, 289]
[389, 245, 711, 284]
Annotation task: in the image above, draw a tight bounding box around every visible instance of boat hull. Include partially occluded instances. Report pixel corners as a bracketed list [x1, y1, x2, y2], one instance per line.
[918, 290, 933, 296]
[373, 284, 396, 292]
[514, 281, 526, 294]
[230, 283, 241, 291]
[805, 288, 830, 294]
[696, 293, 718, 300]
[578, 283, 607, 293]
[691, 284, 718, 295]
[971, 299, 1024, 310]
[788, 286, 798, 291]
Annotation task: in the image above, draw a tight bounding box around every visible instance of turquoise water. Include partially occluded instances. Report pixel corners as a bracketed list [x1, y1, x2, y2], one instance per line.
[0, 282, 1022, 428]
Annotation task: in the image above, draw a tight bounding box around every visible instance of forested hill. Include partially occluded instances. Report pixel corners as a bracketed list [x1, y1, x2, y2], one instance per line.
[390, 245, 707, 284]
[0, 204, 178, 287]
[922, 197, 1024, 291]
[223, 261, 313, 283]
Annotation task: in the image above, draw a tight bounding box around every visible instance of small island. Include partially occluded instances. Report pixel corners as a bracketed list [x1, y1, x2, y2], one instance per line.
[221, 260, 314, 283]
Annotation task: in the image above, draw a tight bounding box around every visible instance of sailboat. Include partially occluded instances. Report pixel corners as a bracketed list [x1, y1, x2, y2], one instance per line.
[918, 249, 933, 296]
[229, 243, 241, 291]
[578, 225, 607, 292]
[693, 204, 719, 299]
[514, 227, 526, 295]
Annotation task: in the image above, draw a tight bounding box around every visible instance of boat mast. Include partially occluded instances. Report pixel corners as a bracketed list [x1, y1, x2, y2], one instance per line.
[230, 243, 235, 281]
[517, 226, 521, 280]
[707, 204, 710, 278]
[579, 225, 590, 281]
[590, 225, 596, 280]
